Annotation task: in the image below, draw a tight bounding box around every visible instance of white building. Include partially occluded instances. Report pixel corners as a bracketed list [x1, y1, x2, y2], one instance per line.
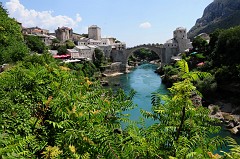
[73, 45, 94, 60]
[77, 25, 126, 59]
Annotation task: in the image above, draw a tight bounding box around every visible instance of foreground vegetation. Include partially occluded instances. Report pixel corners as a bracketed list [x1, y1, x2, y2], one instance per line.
[1, 3, 240, 158]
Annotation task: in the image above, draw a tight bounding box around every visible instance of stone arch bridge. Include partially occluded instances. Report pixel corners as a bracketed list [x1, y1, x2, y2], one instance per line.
[110, 44, 176, 69]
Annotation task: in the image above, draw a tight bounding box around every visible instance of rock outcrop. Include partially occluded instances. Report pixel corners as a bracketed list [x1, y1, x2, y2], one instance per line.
[188, 0, 240, 38]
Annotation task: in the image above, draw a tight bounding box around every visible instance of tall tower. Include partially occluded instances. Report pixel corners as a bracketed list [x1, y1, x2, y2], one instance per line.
[173, 27, 191, 53]
[88, 25, 101, 40]
[173, 27, 187, 40]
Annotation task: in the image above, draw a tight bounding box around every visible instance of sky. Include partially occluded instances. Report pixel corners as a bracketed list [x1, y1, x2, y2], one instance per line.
[1, 0, 213, 47]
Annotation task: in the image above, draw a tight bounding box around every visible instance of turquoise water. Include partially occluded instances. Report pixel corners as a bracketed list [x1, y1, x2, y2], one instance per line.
[106, 63, 168, 126]
[106, 63, 239, 153]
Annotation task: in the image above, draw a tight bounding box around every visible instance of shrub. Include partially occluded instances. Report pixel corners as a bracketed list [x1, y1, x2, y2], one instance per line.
[212, 105, 220, 115]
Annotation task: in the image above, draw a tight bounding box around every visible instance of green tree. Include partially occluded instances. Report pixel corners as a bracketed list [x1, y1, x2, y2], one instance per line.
[192, 36, 208, 53]
[133, 48, 159, 61]
[24, 35, 46, 53]
[65, 40, 75, 49]
[0, 3, 29, 64]
[207, 26, 240, 83]
[93, 48, 105, 68]
[50, 38, 60, 50]
[57, 45, 67, 55]
[213, 26, 240, 67]
[141, 79, 223, 158]
[0, 59, 135, 158]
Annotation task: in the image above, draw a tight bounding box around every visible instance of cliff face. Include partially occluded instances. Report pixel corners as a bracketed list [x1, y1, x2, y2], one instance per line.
[188, 0, 240, 38]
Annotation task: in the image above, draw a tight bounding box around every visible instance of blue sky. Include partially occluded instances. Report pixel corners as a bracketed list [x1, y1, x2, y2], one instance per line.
[1, 0, 213, 47]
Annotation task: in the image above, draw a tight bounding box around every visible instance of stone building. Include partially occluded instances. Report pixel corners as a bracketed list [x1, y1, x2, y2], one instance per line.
[173, 27, 192, 53]
[22, 26, 55, 46]
[196, 33, 210, 43]
[72, 33, 83, 42]
[88, 25, 101, 40]
[71, 45, 96, 60]
[55, 27, 73, 42]
[164, 27, 192, 57]
[76, 25, 126, 59]
[22, 26, 49, 35]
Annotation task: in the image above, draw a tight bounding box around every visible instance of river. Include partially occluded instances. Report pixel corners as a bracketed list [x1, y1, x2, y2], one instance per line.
[106, 63, 239, 153]
[106, 63, 168, 127]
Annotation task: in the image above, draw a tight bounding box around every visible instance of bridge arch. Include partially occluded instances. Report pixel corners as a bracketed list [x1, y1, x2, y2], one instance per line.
[124, 45, 165, 65]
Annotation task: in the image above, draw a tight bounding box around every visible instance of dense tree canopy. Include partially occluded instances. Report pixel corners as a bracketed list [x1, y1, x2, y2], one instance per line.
[192, 36, 208, 53]
[0, 3, 29, 64]
[24, 35, 46, 53]
[132, 48, 159, 62]
[65, 40, 75, 49]
[57, 45, 67, 55]
[0, 56, 135, 158]
[93, 48, 105, 68]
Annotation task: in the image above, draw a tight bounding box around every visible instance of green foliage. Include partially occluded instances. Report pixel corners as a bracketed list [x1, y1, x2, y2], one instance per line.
[0, 3, 29, 64]
[57, 45, 67, 55]
[141, 80, 224, 158]
[24, 35, 46, 53]
[22, 53, 57, 66]
[212, 105, 220, 115]
[192, 36, 208, 53]
[163, 65, 179, 76]
[182, 71, 212, 82]
[195, 73, 217, 95]
[65, 61, 98, 78]
[221, 137, 240, 158]
[0, 57, 137, 158]
[50, 38, 60, 50]
[65, 40, 75, 49]
[208, 26, 240, 83]
[208, 29, 222, 55]
[132, 48, 159, 61]
[195, 53, 205, 59]
[214, 26, 240, 66]
[215, 65, 232, 82]
[93, 48, 105, 69]
[176, 59, 189, 75]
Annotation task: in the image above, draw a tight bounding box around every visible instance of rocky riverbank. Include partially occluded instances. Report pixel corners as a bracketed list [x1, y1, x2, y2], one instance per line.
[209, 102, 240, 135]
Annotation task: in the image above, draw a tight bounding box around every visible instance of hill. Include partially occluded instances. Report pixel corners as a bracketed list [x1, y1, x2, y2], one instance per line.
[188, 0, 240, 38]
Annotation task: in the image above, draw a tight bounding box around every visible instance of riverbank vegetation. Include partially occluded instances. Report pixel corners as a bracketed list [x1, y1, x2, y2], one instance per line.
[161, 26, 240, 105]
[128, 48, 160, 66]
[159, 26, 240, 141]
[1, 3, 240, 158]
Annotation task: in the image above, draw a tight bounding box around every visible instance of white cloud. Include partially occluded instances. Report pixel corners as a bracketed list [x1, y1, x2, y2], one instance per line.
[76, 13, 82, 22]
[5, 0, 82, 32]
[139, 22, 152, 29]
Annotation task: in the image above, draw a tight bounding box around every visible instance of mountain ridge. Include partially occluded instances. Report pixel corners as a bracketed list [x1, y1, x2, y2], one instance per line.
[188, 0, 240, 38]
